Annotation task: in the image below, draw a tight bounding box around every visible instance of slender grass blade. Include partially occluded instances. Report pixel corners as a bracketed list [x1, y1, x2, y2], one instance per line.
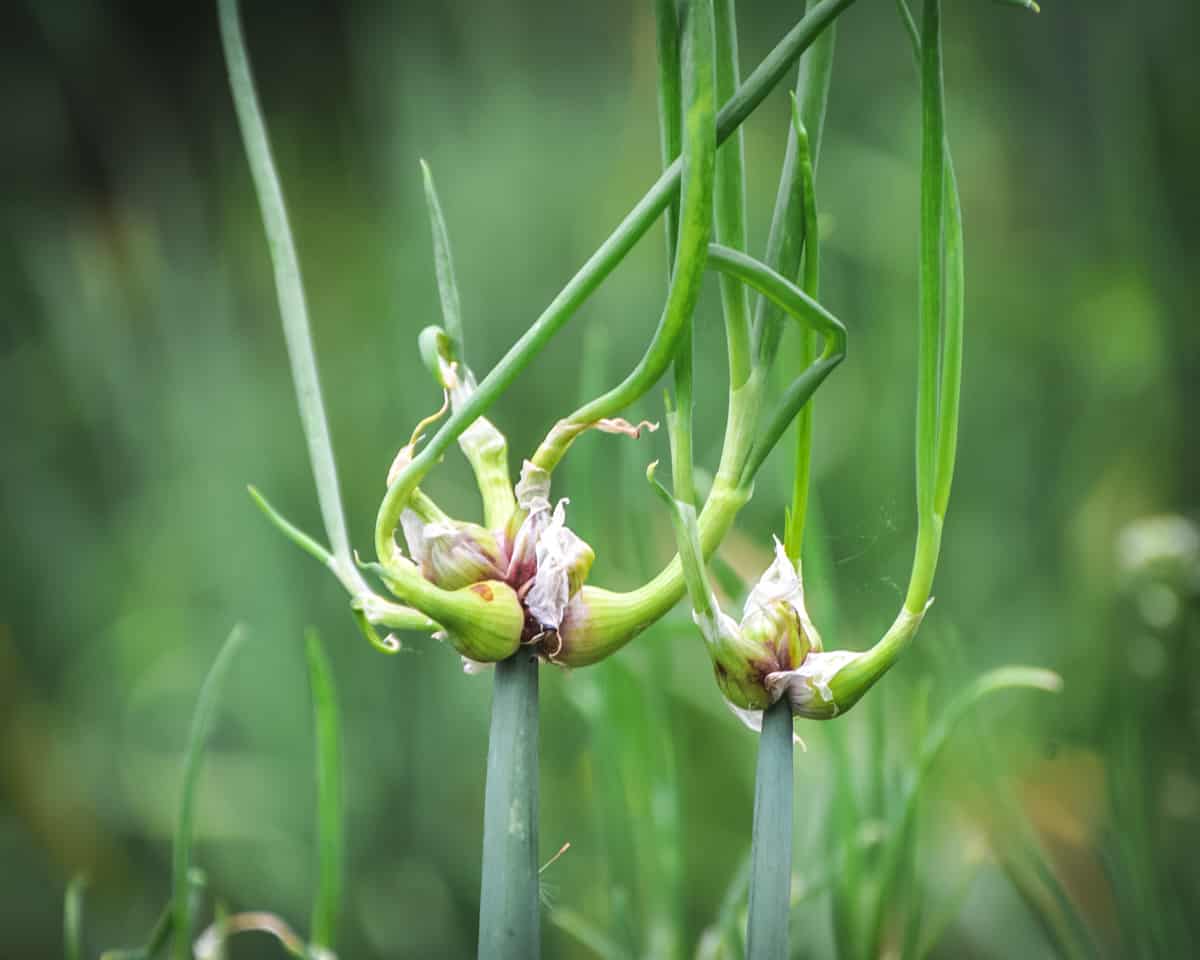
[305, 630, 344, 951]
[64, 874, 86, 960]
[218, 0, 353, 568]
[172, 626, 247, 960]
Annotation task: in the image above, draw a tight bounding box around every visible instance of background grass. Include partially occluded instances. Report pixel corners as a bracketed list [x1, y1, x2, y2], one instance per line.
[2, 0, 1198, 956]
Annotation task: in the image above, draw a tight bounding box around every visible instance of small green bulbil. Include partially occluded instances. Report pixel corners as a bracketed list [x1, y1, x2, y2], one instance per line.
[412, 518, 506, 591]
[740, 598, 811, 673]
[417, 576, 526, 664]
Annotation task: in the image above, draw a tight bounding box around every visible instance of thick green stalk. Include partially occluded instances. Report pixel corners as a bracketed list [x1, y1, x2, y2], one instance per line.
[376, 0, 860, 559]
[478, 653, 540, 960]
[745, 698, 794, 960]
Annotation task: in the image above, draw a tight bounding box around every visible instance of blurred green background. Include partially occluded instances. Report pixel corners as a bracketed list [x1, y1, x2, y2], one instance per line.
[2, 0, 1198, 956]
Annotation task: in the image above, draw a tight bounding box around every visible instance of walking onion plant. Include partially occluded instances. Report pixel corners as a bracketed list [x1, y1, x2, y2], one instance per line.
[217, 0, 1057, 955]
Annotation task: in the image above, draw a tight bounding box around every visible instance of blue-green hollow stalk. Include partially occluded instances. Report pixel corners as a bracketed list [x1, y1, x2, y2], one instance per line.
[745, 698, 794, 960]
[375, 0, 861, 563]
[477, 652, 540, 959]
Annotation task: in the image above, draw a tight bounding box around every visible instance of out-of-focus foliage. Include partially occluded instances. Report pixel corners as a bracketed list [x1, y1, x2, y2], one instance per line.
[1, 1, 1197, 957]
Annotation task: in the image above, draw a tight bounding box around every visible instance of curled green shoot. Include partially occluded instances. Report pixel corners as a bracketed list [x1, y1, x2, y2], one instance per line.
[530, 0, 716, 480]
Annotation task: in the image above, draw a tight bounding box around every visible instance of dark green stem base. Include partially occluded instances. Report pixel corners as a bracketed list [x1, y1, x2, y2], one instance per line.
[745, 698, 794, 960]
[478, 652, 540, 959]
